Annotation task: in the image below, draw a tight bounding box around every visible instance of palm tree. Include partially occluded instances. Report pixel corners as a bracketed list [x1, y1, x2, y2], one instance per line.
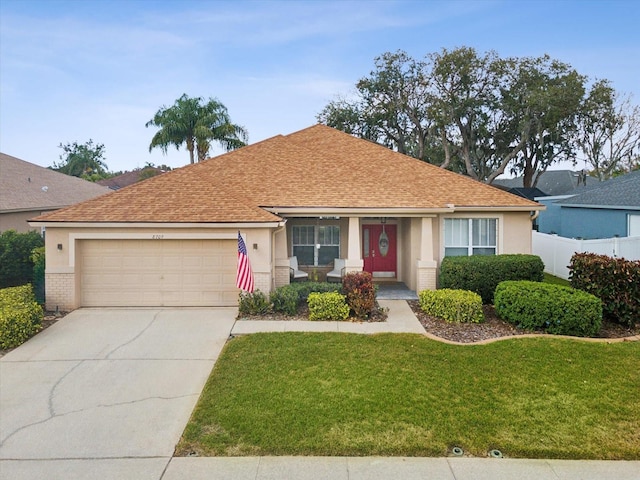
[146, 94, 248, 164]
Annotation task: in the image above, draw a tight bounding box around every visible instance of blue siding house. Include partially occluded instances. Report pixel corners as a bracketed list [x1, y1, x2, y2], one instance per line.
[536, 170, 640, 239]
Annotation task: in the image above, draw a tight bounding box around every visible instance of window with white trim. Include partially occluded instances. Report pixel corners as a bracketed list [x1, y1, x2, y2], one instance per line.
[292, 225, 340, 266]
[444, 218, 497, 256]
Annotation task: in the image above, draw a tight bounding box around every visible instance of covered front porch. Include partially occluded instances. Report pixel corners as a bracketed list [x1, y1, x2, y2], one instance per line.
[270, 211, 442, 294]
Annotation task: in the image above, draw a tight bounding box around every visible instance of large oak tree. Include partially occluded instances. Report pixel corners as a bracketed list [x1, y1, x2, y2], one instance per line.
[319, 48, 635, 186]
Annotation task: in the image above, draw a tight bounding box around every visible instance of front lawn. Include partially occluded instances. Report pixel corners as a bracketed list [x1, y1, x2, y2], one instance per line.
[177, 333, 640, 459]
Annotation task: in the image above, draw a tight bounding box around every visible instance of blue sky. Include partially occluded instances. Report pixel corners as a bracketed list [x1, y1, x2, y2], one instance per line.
[1, 0, 638, 173]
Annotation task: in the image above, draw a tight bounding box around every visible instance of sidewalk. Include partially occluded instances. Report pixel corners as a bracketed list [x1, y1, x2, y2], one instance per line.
[162, 456, 640, 480]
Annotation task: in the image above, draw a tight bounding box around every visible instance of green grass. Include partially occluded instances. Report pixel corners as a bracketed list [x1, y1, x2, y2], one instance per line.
[543, 272, 571, 287]
[177, 333, 640, 459]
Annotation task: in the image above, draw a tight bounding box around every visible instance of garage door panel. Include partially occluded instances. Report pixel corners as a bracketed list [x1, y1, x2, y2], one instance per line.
[79, 239, 239, 307]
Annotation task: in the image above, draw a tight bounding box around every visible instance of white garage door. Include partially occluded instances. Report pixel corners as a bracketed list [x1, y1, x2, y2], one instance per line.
[79, 239, 238, 307]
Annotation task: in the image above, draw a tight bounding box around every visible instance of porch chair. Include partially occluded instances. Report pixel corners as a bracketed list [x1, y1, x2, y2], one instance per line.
[289, 256, 309, 281]
[326, 258, 346, 283]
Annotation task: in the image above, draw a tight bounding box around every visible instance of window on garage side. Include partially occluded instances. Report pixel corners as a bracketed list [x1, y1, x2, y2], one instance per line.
[292, 225, 340, 266]
[444, 218, 497, 256]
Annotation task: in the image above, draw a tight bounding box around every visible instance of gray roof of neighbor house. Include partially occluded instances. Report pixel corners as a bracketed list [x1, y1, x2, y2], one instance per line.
[0, 152, 110, 213]
[493, 170, 582, 196]
[557, 169, 640, 209]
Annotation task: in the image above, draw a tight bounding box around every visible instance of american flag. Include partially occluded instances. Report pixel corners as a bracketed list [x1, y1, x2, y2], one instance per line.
[236, 231, 255, 292]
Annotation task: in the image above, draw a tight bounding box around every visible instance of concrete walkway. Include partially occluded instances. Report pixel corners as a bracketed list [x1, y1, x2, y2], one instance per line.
[1, 303, 638, 479]
[231, 299, 425, 335]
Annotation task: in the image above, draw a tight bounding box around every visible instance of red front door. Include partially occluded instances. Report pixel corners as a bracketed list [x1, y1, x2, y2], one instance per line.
[362, 224, 396, 277]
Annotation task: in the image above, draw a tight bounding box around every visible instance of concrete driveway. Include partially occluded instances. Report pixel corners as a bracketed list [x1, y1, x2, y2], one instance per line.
[0, 308, 237, 480]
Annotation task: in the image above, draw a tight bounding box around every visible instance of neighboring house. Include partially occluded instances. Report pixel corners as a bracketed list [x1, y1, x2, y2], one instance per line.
[0, 152, 110, 233]
[97, 167, 167, 190]
[493, 170, 583, 196]
[536, 169, 640, 239]
[30, 125, 542, 311]
[500, 187, 548, 202]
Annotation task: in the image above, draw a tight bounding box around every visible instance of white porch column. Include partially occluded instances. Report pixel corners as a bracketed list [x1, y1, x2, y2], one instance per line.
[345, 216, 364, 272]
[416, 216, 437, 292]
[273, 226, 290, 287]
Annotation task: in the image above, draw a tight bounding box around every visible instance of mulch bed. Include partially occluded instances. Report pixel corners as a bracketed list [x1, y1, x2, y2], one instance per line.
[237, 303, 388, 323]
[408, 300, 640, 343]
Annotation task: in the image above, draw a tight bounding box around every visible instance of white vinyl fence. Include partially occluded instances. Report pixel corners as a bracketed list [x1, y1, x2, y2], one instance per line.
[532, 231, 640, 280]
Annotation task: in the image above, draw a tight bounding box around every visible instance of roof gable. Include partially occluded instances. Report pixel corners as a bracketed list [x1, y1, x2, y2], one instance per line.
[32, 125, 539, 224]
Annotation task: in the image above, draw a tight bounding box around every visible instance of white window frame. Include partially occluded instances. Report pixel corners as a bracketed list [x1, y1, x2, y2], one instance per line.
[292, 225, 340, 266]
[443, 217, 499, 257]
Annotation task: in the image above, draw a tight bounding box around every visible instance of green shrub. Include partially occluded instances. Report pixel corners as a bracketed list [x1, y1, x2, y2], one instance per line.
[307, 292, 350, 321]
[238, 290, 271, 315]
[569, 253, 640, 327]
[342, 272, 375, 318]
[0, 230, 45, 289]
[31, 246, 45, 304]
[418, 289, 484, 323]
[288, 281, 342, 303]
[494, 281, 602, 337]
[0, 284, 44, 349]
[439, 254, 544, 304]
[270, 285, 299, 316]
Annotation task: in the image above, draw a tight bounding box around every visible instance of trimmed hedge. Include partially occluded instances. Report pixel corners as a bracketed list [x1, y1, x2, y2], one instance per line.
[307, 292, 350, 321]
[439, 254, 544, 304]
[419, 289, 484, 323]
[569, 253, 640, 327]
[0, 284, 44, 349]
[494, 281, 602, 337]
[342, 272, 376, 319]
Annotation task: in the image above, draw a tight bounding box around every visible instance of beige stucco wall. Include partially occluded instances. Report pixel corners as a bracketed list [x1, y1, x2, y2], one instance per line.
[42, 225, 275, 311]
[40, 211, 535, 310]
[499, 212, 534, 254]
[1, 210, 54, 233]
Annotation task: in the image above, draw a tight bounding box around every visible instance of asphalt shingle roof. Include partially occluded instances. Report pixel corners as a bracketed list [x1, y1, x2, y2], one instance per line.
[32, 125, 539, 224]
[493, 170, 581, 196]
[0, 153, 110, 212]
[97, 167, 167, 190]
[558, 169, 640, 208]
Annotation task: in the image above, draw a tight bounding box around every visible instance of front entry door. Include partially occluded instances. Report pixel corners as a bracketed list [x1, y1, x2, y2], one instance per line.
[362, 224, 396, 277]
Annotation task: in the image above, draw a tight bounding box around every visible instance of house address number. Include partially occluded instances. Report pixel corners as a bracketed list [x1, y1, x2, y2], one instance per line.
[152, 234, 164, 239]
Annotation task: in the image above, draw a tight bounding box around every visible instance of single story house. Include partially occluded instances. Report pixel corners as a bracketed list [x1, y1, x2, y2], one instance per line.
[30, 125, 543, 311]
[1, 152, 110, 233]
[536, 169, 640, 239]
